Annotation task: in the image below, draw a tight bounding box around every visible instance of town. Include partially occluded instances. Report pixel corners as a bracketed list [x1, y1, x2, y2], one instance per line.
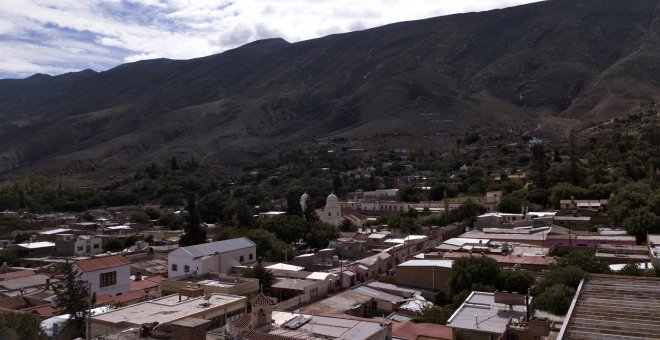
[1, 159, 659, 340]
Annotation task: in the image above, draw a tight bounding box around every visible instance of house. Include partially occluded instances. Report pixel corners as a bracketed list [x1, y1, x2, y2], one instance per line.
[12, 241, 55, 257]
[90, 292, 247, 337]
[55, 234, 103, 256]
[167, 237, 256, 278]
[393, 260, 453, 292]
[73, 255, 131, 297]
[447, 291, 528, 340]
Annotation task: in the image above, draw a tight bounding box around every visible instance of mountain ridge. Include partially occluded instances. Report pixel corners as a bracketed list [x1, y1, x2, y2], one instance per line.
[1, 0, 660, 174]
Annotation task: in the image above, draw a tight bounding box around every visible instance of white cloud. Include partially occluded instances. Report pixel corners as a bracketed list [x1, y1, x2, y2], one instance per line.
[0, 0, 545, 78]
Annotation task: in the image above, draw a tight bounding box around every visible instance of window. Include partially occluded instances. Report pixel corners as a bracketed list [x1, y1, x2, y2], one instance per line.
[93, 244, 99, 249]
[100, 271, 117, 287]
[249, 253, 253, 260]
[184, 265, 190, 273]
[172, 264, 178, 272]
[328, 212, 331, 217]
[239, 256, 245, 263]
[77, 246, 83, 251]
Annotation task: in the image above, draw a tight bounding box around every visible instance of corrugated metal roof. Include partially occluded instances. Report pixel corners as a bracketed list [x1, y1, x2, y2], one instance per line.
[179, 237, 255, 258]
[74, 255, 130, 272]
[559, 274, 660, 339]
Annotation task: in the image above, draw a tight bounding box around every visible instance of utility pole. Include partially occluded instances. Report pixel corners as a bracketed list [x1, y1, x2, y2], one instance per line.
[86, 282, 92, 340]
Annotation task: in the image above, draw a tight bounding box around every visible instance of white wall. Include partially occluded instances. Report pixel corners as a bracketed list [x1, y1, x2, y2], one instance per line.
[167, 246, 256, 277]
[76, 264, 130, 297]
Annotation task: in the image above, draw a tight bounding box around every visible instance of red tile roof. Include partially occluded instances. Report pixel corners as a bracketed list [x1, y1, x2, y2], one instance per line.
[130, 276, 164, 292]
[0, 296, 50, 310]
[74, 255, 130, 272]
[392, 321, 452, 340]
[232, 314, 253, 329]
[251, 293, 275, 306]
[0, 270, 36, 281]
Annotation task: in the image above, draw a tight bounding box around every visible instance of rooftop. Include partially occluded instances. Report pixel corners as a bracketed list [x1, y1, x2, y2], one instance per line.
[271, 278, 320, 291]
[397, 260, 453, 268]
[268, 311, 390, 339]
[74, 255, 130, 272]
[92, 293, 245, 325]
[174, 237, 255, 258]
[392, 321, 452, 340]
[16, 241, 55, 249]
[446, 291, 527, 335]
[559, 274, 660, 339]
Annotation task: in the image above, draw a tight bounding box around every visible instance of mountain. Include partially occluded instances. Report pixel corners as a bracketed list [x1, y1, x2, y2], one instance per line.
[1, 0, 660, 174]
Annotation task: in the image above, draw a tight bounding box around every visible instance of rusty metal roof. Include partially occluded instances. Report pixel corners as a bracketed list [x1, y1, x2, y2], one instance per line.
[74, 255, 130, 272]
[559, 274, 660, 339]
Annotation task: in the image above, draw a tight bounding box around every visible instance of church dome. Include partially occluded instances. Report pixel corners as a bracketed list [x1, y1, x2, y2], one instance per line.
[325, 193, 339, 208]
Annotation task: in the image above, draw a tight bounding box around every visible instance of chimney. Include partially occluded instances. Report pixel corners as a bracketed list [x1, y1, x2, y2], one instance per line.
[135, 271, 142, 281]
[45, 278, 51, 290]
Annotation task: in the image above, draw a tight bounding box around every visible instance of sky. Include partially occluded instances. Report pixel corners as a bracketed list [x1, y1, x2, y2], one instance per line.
[0, 0, 544, 79]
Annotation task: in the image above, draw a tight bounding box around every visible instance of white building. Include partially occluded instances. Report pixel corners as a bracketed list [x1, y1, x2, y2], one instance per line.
[167, 237, 256, 278]
[317, 193, 343, 226]
[55, 234, 103, 256]
[73, 255, 131, 297]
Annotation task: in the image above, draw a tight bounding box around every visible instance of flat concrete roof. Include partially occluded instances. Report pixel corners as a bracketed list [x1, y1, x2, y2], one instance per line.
[270, 311, 388, 339]
[92, 293, 244, 326]
[446, 292, 526, 335]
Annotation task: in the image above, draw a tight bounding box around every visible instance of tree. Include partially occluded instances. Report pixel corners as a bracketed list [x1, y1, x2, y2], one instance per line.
[260, 215, 308, 243]
[399, 186, 423, 202]
[305, 221, 339, 249]
[622, 207, 660, 243]
[531, 144, 549, 188]
[536, 265, 585, 293]
[534, 284, 575, 315]
[339, 219, 358, 232]
[242, 262, 275, 291]
[557, 249, 609, 273]
[498, 270, 535, 294]
[0, 311, 46, 340]
[448, 256, 500, 298]
[130, 211, 150, 224]
[498, 195, 524, 214]
[53, 262, 95, 324]
[103, 239, 125, 252]
[170, 156, 179, 171]
[411, 305, 454, 325]
[618, 263, 644, 276]
[179, 195, 207, 247]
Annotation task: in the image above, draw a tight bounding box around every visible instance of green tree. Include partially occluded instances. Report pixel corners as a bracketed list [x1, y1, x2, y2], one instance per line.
[130, 211, 150, 224]
[536, 265, 585, 294]
[179, 195, 207, 247]
[305, 221, 339, 249]
[0, 311, 46, 340]
[103, 239, 125, 252]
[339, 219, 358, 232]
[399, 186, 423, 202]
[144, 207, 161, 220]
[448, 256, 500, 298]
[53, 262, 95, 323]
[260, 215, 308, 243]
[498, 195, 524, 214]
[622, 207, 660, 243]
[242, 262, 275, 291]
[411, 305, 454, 325]
[498, 270, 535, 294]
[534, 284, 575, 315]
[557, 249, 609, 274]
[618, 263, 644, 276]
